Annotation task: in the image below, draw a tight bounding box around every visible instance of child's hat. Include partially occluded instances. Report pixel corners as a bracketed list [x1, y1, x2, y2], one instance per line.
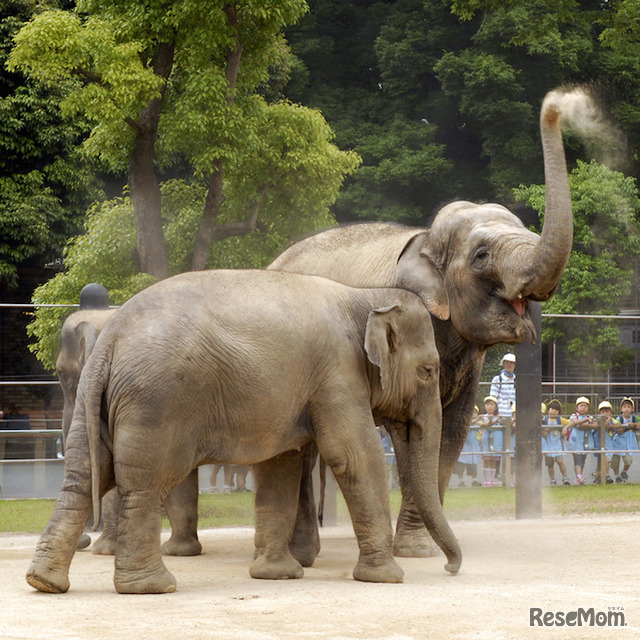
[484, 395, 498, 404]
[576, 396, 590, 405]
[548, 399, 563, 411]
[541, 402, 547, 414]
[598, 400, 612, 411]
[621, 397, 635, 408]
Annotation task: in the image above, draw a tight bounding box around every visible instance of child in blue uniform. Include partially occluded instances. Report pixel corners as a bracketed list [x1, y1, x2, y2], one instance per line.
[592, 401, 619, 484]
[562, 396, 595, 486]
[480, 396, 503, 487]
[454, 406, 482, 487]
[541, 399, 570, 486]
[614, 397, 638, 483]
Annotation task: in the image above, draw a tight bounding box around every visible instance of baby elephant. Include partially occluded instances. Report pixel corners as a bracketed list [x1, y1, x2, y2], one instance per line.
[26, 270, 461, 594]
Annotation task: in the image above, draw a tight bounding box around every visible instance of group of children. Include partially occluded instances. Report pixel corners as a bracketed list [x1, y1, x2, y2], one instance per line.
[455, 395, 516, 488]
[454, 395, 639, 488]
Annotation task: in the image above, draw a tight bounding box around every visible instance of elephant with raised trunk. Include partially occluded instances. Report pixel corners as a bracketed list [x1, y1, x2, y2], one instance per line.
[269, 87, 592, 561]
[26, 270, 461, 594]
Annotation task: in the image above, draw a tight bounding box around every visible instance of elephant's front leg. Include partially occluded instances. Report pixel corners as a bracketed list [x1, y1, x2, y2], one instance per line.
[250, 450, 305, 580]
[161, 469, 202, 556]
[317, 414, 403, 583]
[113, 482, 176, 594]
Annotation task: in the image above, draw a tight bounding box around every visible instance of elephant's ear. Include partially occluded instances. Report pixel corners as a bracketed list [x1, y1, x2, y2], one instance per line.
[395, 232, 450, 320]
[365, 305, 401, 390]
[75, 322, 100, 368]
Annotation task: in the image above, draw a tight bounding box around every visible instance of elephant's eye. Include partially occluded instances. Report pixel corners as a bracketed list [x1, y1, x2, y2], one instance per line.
[417, 365, 434, 380]
[471, 245, 489, 268]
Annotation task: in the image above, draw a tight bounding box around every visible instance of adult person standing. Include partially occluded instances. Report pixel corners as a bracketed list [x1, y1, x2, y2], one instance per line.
[490, 353, 517, 417]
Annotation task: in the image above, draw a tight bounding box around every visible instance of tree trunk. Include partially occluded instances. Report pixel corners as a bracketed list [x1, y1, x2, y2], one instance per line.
[190, 5, 245, 271]
[128, 40, 175, 280]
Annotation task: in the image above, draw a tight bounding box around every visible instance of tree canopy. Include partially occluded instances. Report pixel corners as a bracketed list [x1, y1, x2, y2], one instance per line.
[8, 0, 358, 280]
[284, 0, 640, 221]
[0, 0, 103, 288]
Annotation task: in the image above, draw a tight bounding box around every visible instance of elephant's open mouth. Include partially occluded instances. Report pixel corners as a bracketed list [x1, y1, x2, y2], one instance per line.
[508, 296, 527, 318]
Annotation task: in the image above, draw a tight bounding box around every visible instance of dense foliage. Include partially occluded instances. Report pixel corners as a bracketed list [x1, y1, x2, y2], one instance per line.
[5, 0, 640, 374]
[516, 161, 640, 373]
[0, 0, 103, 288]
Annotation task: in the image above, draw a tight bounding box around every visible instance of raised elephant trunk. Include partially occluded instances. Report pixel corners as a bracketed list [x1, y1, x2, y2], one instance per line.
[392, 414, 462, 574]
[522, 87, 603, 300]
[519, 89, 575, 300]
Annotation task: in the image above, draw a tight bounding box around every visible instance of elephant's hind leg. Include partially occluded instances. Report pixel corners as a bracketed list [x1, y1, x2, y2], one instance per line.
[250, 450, 304, 580]
[161, 469, 202, 556]
[90, 487, 119, 555]
[26, 426, 98, 593]
[288, 442, 321, 567]
[113, 486, 177, 594]
[26, 483, 91, 593]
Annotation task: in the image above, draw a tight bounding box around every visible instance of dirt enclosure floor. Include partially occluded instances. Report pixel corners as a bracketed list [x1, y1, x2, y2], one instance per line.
[1, 514, 640, 640]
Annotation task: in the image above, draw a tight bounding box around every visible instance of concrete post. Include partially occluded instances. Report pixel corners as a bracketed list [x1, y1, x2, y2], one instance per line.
[515, 302, 542, 519]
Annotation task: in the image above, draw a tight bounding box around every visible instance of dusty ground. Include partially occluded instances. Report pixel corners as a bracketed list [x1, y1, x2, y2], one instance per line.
[1, 514, 639, 640]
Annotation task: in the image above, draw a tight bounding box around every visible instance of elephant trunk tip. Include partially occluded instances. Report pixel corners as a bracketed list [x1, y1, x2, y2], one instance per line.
[445, 558, 462, 575]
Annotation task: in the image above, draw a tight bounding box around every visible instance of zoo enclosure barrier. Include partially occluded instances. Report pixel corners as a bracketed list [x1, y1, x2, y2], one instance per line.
[3, 304, 640, 496]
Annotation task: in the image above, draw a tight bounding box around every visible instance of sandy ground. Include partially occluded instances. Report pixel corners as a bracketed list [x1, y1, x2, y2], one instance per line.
[1, 514, 640, 640]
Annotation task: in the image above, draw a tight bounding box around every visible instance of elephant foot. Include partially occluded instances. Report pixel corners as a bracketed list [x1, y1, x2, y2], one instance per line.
[393, 531, 439, 558]
[26, 563, 70, 594]
[288, 538, 320, 568]
[114, 565, 177, 594]
[91, 532, 117, 556]
[250, 553, 304, 580]
[76, 533, 91, 551]
[161, 536, 202, 557]
[352, 555, 404, 584]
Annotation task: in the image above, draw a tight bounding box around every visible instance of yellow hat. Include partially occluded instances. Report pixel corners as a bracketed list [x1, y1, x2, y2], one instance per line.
[548, 399, 562, 412]
[576, 396, 590, 406]
[598, 400, 612, 411]
[484, 396, 498, 404]
[541, 403, 547, 414]
[621, 397, 635, 409]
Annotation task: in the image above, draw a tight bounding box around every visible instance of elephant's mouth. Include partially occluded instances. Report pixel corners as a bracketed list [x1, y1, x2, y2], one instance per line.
[508, 295, 527, 318]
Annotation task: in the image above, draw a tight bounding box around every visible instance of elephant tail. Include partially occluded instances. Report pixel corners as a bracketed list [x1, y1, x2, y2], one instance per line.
[82, 343, 112, 531]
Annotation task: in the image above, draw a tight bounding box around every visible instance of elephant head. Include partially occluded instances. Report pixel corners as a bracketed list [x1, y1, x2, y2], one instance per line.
[364, 302, 461, 573]
[395, 89, 578, 347]
[56, 309, 116, 444]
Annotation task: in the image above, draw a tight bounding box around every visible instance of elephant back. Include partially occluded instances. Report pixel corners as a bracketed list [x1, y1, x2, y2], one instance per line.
[269, 222, 423, 288]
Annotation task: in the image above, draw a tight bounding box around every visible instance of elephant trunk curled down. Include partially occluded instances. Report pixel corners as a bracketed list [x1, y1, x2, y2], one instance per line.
[26, 269, 460, 594]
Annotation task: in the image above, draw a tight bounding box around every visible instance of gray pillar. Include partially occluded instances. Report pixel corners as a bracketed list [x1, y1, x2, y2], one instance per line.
[515, 302, 542, 519]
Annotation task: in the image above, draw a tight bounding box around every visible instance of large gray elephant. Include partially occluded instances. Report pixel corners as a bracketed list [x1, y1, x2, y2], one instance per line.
[268, 87, 587, 561]
[26, 270, 460, 594]
[56, 290, 201, 557]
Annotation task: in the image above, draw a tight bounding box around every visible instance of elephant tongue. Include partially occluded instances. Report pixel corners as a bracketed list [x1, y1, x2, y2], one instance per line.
[509, 297, 526, 318]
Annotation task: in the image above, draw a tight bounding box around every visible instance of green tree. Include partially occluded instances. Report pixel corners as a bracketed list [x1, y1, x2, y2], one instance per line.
[515, 160, 640, 375]
[0, 0, 103, 288]
[285, 0, 640, 223]
[28, 104, 357, 370]
[8, 0, 330, 278]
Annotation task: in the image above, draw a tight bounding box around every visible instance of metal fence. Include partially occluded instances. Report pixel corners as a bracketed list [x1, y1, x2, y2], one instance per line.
[3, 304, 640, 498]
